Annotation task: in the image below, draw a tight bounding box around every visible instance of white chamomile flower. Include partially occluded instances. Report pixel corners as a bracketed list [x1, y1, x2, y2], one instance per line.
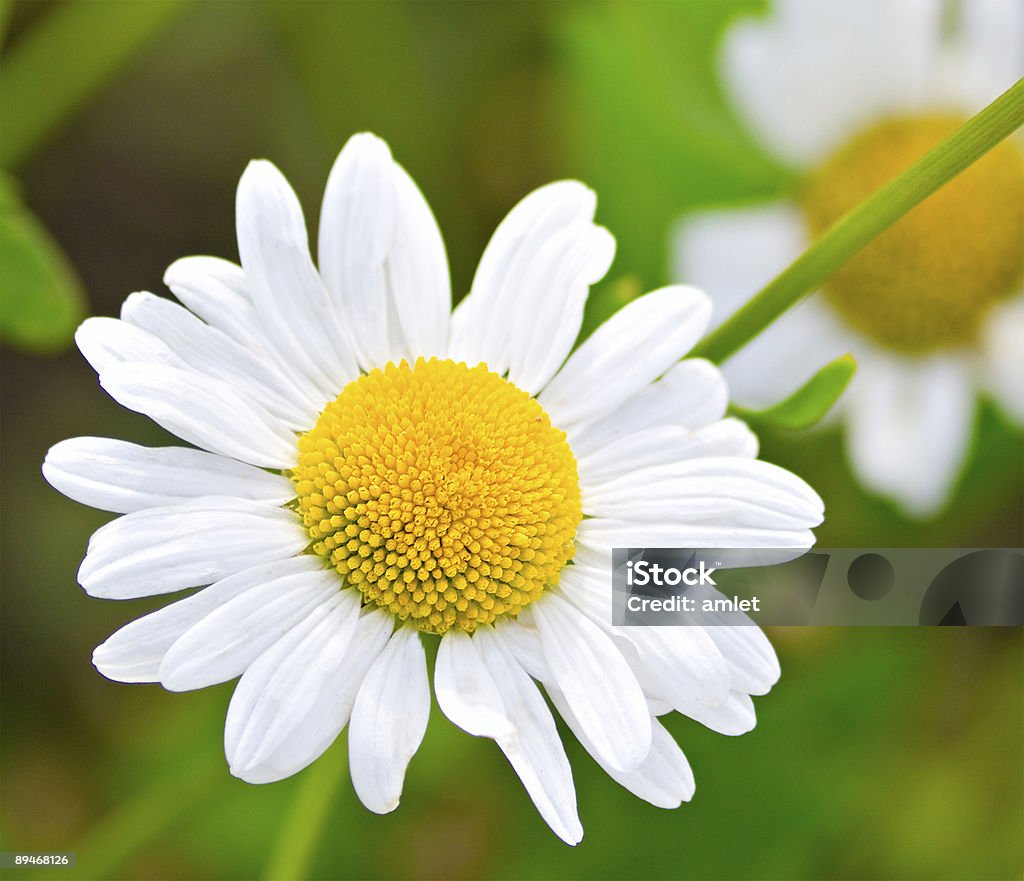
[674, 0, 1024, 517]
[43, 132, 823, 844]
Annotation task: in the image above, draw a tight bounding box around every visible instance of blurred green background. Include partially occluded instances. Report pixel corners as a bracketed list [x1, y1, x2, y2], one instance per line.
[1, 2, 1021, 879]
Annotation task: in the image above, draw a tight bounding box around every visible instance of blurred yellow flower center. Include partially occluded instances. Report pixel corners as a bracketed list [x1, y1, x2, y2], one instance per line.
[292, 358, 581, 635]
[801, 115, 1024, 351]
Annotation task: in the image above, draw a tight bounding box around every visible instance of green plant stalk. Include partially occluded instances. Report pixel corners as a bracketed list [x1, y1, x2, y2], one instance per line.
[0, 0, 191, 169]
[262, 740, 349, 881]
[691, 77, 1024, 364]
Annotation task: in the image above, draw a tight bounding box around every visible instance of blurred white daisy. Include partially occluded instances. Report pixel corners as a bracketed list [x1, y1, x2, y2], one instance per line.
[674, 0, 1024, 517]
[43, 133, 823, 844]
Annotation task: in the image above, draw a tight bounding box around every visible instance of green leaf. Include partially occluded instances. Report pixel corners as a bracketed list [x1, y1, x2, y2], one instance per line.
[735, 354, 856, 431]
[0, 177, 85, 353]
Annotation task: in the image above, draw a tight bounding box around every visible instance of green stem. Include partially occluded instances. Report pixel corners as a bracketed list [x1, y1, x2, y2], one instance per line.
[262, 740, 348, 881]
[0, 0, 191, 169]
[691, 77, 1024, 364]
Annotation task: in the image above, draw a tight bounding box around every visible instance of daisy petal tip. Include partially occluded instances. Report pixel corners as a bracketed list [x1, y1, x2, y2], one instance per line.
[573, 180, 599, 216]
[90, 645, 117, 680]
[74, 318, 115, 373]
[160, 260, 182, 288]
[240, 157, 276, 178]
[236, 161, 267, 196]
[39, 448, 65, 490]
[671, 283, 714, 321]
[76, 559, 99, 596]
[119, 290, 157, 320]
[91, 658, 120, 683]
[540, 179, 599, 218]
[586, 225, 617, 282]
[161, 255, 216, 290]
[341, 131, 394, 162]
[227, 760, 256, 784]
[558, 823, 584, 847]
[609, 723, 654, 774]
[90, 641, 152, 685]
[156, 666, 193, 694]
[225, 744, 264, 782]
[728, 709, 758, 738]
[236, 160, 292, 211]
[357, 790, 402, 816]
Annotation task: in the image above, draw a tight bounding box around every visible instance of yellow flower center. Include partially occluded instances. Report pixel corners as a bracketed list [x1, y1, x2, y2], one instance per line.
[801, 115, 1024, 351]
[291, 358, 582, 635]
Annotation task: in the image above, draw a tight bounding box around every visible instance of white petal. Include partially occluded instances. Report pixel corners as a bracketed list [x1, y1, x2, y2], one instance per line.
[582, 457, 824, 536]
[163, 257, 263, 345]
[348, 627, 430, 814]
[225, 588, 362, 777]
[448, 181, 606, 376]
[90, 559, 315, 683]
[566, 359, 728, 456]
[236, 160, 357, 397]
[558, 565, 731, 709]
[613, 633, 759, 735]
[472, 626, 583, 846]
[981, 295, 1024, 425]
[531, 593, 650, 772]
[548, 564, 611, 627]
[584, 484, 816, 529]
[43, 437, 294, 514]
[317, 133, 398, 369]
[845, 351, 974, 517]
[620, 627, 731, 709]
[693, 691, 758, 736]
[570, 542, 613, 578]
[720, 0, 943, 165]
[590, 563, 779, 698]
[239, 608, 394, 784]
[577, 518, 816, 555]
[576, 419, 758, 487]
[547, 688, 694, 809]
[163, 256, 327, 409]
[99, 363, 297, 468]
[121, 292, 316, 427]
[78, 312, 317, 435]
[671, 689, 758, 737]
[318, 135, 452, 367]
[540, 286, 711, 427]
[384, 162, 452, 363]
[434, 629, 516, 739]
[159, 565, 341, 691]
[76, 316, 186, 375]
[78, 498, 309, 598]
[705, 625, 780, 696]
[492, 619, 552, 686]
[504, 223, 616, 395]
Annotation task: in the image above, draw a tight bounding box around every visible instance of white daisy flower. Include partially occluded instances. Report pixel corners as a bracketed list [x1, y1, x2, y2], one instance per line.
[43, 132, 823, 844]
[674, 0, 1024, 517]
